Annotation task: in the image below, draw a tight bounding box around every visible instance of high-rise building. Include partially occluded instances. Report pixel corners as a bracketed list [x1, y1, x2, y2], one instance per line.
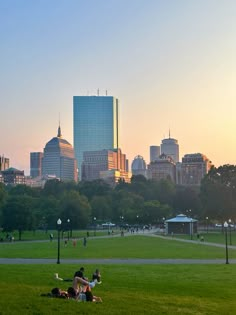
[181, 153, 213, 186]
[81, 148, 129, 182]
[1, 168, 25, 185]
[150, 146, 160, 162]
[161, 133, 179, 163]
[42, 126, 78, 182]
[0, 155, 9, 171]
[73, 95, 119, 178]
[148, 153, 176, 183]
[131, 155, 148, 178]
[30, 152, 43, 178]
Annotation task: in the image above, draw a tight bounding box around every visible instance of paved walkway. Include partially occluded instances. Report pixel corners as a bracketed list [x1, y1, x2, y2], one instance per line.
[0, 257, 235, 264]
[0, 230, 235, 264]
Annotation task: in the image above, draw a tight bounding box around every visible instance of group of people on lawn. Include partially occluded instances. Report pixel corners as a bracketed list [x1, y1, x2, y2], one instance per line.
[50, 267, 102, 303]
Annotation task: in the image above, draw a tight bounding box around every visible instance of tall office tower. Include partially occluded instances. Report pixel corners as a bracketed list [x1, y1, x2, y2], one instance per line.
[150, 146, 160, 162]
[42, 125, 78, 182]
[161, 133, 179, 163]
[30, 152, 43, 178]
[0, 155, 9, 171]
[181, 153, 213, 186]
[73, 95, 119, 178]
[148, 153, 176, 183]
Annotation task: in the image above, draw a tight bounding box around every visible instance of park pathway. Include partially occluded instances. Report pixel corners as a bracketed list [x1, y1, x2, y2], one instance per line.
[1, 229, 236, 264]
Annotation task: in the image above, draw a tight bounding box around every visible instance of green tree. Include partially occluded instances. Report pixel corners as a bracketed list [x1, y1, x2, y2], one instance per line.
[143, 200, 172, 224]
[36, 196, 60, 230]
[2, 195, 35, 240]
[0, 183, 7, 224]
[200, 165, 236, 221]
[174, 185, 202, 218]
[42, 179, 64, 197]
[90, 195, 112, 221]
[60, 190, 91, 229]
[78, 179, 111, 201]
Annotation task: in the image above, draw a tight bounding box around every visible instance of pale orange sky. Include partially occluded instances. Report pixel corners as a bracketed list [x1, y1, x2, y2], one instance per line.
[0, 0, 235, 174]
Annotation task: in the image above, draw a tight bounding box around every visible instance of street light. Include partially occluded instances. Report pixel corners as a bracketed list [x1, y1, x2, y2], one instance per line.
[228, 219, 232, 245]
[190, 219, 193, 240]
[57, 218, 62, 264]
[206, 217, 209, 233]
[224, 221, 229, 264]
[67, 219, 70, 241]
[94, 217, 96, 236]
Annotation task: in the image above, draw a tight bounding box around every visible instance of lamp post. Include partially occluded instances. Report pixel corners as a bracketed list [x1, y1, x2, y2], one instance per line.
[224, 221, 229, 264]
[57, 218, 62, 264]
[120, 216, 124, 231]
[94, 217, 96, 236]
[206, 217, 209, 233]
[228, 219, 232, 245]
[190, 219, 193, 240]
[67, 219, 70, 241]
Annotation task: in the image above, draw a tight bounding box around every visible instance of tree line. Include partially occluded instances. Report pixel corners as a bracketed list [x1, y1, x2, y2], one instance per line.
[0, 164, 235, 239]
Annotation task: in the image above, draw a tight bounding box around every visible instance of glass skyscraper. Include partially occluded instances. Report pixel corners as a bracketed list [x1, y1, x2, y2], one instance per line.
[73, 96, 119, 178]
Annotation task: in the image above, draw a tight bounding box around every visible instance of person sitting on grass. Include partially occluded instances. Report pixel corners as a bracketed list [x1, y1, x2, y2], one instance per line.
[92, 269, 102, 284]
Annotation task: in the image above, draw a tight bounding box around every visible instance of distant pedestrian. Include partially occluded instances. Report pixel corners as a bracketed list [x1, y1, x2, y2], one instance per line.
[64, 240, 68, 247]
[50, 233, 53, 242]
[73, 239, 77, 247]
[200, 235, 204, 242]
[83, 237, 87, 247]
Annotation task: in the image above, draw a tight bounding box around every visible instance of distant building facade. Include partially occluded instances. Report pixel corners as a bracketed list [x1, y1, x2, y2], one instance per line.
[100, 169, 131, 186]
[30, 152, 43, 178]
[131, 155, 148, 178]
[0, 156, 9, 171]
[1, 168, 25, 185]
[42, 126, 78, 182]
[148, 153, 176, 183]
[81, 148, 129, 183]
[181, 153, 213, 186]
[150, 146, 160, 162]
[161, 135, 179, 163]
[73, 95, 119, 179]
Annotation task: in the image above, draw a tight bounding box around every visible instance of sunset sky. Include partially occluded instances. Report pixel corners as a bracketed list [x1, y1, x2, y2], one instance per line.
[0, 0, 235, 174]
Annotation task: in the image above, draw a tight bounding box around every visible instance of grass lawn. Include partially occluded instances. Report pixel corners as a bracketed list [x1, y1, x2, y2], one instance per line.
[171, 231, 236, 245]
[0, 264, 235, 315]
[1, 235, 236, 260]
[0, 229, 115, 241]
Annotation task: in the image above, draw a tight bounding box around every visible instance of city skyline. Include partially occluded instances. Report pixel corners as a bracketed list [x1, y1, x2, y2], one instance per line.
[1, 1, 235, 174]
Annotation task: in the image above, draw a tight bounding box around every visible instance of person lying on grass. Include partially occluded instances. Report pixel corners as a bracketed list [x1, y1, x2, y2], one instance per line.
[54, 273, 97, 288]
[68, 284, 102, 303]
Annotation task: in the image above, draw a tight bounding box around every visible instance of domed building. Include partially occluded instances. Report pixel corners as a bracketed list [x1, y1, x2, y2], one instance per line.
[131, 155, 147, 178]
[42, 126, 78, 182]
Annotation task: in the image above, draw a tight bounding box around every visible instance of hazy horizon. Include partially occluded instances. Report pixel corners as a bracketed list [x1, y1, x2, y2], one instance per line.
[1, 0, 235, 175]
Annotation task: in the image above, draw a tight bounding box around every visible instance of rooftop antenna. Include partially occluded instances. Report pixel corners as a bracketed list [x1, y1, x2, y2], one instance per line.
[57, 113, 62, 138]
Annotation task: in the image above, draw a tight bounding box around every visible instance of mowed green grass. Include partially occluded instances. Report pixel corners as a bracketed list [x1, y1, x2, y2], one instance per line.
[0, 264, 235, 315]
[0, 235, 236, 259]
[172, 231, 236, 245]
